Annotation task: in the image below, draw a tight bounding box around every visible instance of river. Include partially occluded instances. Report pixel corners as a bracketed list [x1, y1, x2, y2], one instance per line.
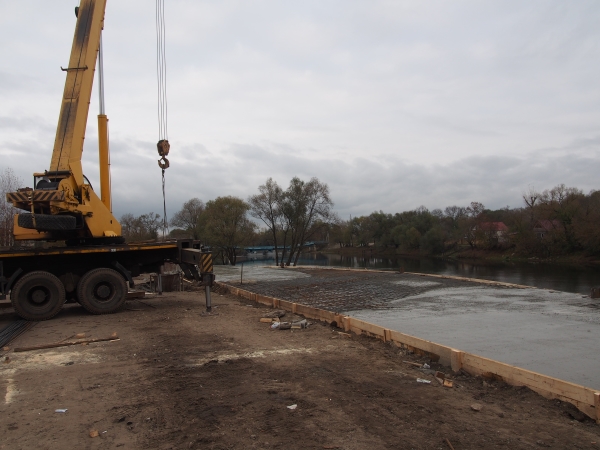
[240, 252, 600, 295]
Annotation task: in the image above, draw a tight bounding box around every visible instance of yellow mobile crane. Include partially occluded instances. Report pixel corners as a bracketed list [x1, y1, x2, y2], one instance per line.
[1, 0, 213, 321]
[8, 0, 120, 243]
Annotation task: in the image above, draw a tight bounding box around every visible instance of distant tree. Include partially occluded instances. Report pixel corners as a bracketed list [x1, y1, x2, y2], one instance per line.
[522, 186, 539, 224]
[0, 168, 23, 247]
[140, 212, 162, 240]
[538, 184, 584, 252]
[460, 202, 485, 249]
[279, 177, 334, 266]
[203, 196, 255, 265]
[170, 198, 205, 240]
[120, 212, 162, 242]
[573, 190, 600, 255]
[248, 178, 284, 264]
[420, 225, 446, 254]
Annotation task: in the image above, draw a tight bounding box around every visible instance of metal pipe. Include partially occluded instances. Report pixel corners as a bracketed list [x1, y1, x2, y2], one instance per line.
[97, 34, 111, 211]
[98, 35, 105, 115]
[205, 285, 212, 312]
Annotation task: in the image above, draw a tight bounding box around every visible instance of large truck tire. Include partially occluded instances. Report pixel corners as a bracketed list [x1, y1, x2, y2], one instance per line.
[77, 268, 127, 314]
[18, 213, 76, 231]
[11, 271, 66, 321]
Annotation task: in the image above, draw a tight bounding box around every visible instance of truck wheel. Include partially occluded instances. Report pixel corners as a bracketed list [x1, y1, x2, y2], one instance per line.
[11, 271, 65, 321]
[77, 268, 127, 314]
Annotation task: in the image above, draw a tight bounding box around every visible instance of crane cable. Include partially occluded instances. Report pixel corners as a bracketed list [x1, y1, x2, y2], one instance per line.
[156, 0, 170, 238]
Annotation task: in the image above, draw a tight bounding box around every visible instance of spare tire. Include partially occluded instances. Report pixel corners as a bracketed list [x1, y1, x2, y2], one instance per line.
[18, 214, 76, 231]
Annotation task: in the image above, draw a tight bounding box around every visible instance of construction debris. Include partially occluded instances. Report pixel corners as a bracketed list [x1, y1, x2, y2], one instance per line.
[403, 361, 423, 368]
[14, 334, 119, 353]
[263, 310, 286, 318]
[0, 320, 37, 348]
[291, 319, 308, 329]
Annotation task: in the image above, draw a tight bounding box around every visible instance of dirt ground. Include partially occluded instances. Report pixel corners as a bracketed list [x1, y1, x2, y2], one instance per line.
[1, 289, 600, 450]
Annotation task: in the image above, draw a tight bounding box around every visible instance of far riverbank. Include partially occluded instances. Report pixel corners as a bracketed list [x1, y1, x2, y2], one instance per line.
[322, 245, 600, 266]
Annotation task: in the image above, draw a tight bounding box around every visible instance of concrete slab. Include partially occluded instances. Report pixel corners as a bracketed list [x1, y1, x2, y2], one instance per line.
[215, 266, 600, 390]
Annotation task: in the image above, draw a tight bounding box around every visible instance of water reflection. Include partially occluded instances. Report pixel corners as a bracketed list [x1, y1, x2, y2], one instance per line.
[241, 253, 599, 295]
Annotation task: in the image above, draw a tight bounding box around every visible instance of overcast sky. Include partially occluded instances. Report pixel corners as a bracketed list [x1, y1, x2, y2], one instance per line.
[1, 0, 600, 221]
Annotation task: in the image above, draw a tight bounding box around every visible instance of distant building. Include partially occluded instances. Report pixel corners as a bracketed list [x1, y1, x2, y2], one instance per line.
[533, 220, 562, 239]
[478, 222, 509, 243]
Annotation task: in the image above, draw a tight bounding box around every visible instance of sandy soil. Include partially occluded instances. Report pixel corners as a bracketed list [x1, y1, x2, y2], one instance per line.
[1, 289, 600, 449]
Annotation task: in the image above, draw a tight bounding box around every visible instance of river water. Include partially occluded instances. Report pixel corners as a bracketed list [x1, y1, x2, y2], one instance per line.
[241, 252, 600, 295]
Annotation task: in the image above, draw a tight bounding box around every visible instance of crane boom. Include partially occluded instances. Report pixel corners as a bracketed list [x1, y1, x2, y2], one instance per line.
[51, 0, 106, 182]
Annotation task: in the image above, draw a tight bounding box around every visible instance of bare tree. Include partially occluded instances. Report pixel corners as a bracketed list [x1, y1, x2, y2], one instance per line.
[170, 198, 205, 240]
[459, 202, 485, 249]
[248, 178, 283, 264]
[522, 186, 539, 224]
[120, 212, 162, 242]
[280, 177, 334, 266]
[538, 184, 584, 251]
[0, 168, 23, 247]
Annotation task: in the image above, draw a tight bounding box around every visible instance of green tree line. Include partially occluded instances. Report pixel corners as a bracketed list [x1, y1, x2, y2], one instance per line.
[329, 184, 600, 257]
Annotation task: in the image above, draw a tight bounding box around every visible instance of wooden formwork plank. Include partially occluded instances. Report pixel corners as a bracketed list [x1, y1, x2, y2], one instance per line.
[450, 350, 464, 373]
[316, 308, 337, 323]
[333, 314, 344, 327]
[237, 288, 252, 300]
[383, 329, 392, 343]
[462, 353, 595, 405]
[342, 316, 351, 332]
[347, 317, 386, 339]
[254, 294, 273, 306]
[294, 304, 336, 323]
[388, 329, 454, 365]
[278, 300, 294, 312]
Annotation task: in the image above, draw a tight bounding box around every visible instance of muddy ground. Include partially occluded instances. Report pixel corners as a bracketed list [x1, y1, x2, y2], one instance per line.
[1, 289, 600, 449]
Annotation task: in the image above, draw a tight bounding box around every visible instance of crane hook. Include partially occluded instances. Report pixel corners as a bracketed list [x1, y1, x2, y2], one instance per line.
[157, 139, 170, 169]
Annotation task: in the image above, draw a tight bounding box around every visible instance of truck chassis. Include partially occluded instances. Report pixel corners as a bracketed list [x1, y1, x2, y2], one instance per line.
[0, 240, 213, 321]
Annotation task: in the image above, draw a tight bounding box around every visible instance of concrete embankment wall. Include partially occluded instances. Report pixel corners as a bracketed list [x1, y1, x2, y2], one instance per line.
[217, 274, 600, 423]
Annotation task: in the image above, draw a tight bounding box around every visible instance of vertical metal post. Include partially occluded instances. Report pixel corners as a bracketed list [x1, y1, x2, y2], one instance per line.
[157, 274, 163, 295]
[205, 285, 212, 312]
[240, 262, 244, 285]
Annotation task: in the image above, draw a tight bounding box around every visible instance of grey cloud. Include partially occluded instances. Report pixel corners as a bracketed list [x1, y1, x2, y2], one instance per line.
[2, 1, 600, 224]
